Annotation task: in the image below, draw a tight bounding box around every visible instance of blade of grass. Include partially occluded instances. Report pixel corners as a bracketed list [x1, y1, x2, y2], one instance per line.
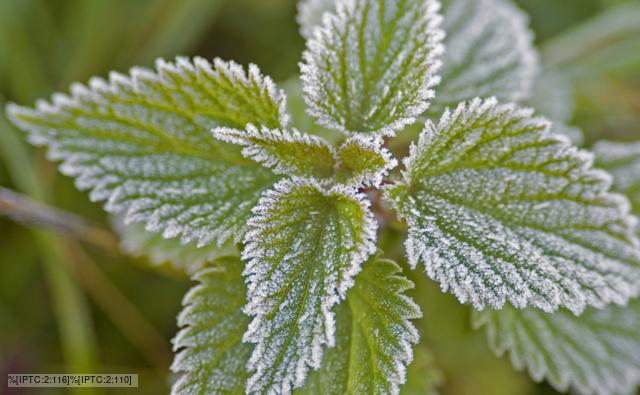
[0, 111, 99, 394]
[541, 2, 640, 79]
[67, 241, 172, 370]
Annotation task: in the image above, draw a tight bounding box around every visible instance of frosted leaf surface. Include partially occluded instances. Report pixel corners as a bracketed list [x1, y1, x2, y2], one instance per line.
[594, 141, 640, 216]
[171, 257, 252, 394]
[336, 135, 397, 187]
[386, 98, 640, 314]
[213, 124, 336, 179]
[214, 126, 396, 187]
[433, 0, 537, 111]
[242, 179, 376, 393]
[473, 299, 640, 395]
[301, 0, 444, 136]
[112, 216, 237, 275]
[297, 257, 421, 395]
[297, 0, 337, 39]
[6, 57, 287, 247]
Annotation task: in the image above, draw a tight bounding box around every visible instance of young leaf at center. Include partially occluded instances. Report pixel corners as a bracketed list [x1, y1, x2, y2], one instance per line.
[212, 124, 336, 180]
[336, 135, 398, 187]
[213, 126, 397, 187]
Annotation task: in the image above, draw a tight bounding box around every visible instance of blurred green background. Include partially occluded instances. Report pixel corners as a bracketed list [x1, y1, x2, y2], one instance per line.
[0, 0, 638, 394]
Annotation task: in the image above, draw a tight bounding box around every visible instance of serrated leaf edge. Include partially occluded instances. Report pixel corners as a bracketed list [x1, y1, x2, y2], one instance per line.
[338, 134, 398, 188]
[5, 56, 288, 248]
[241, 177, 377, 392]
[212, 124, 337, 178]
[300, 0, 445, 137]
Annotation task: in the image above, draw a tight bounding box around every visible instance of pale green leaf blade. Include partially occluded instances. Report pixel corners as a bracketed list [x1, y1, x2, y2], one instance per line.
[301, 0, 444, 136]
[525, 70, 584, 146]
[473, 300, 640, 395]
[212, 125, 337, 180]
[242, 179, 377, 393]
[298, 257, 422, 395]
[297, 0, 337, 39]
[433, 0, 537, 111]
[336, 135, 397, 187]
[112, 216, 237, 275]
[541, 2, 640, 81]
[386, 98, 640, 314]
[212, 126, 396, 187]
[171, 257, 252, 394]
[527, 71, 574, 124]
[6, 57, 286, 247]
[594, 141, 640, 217]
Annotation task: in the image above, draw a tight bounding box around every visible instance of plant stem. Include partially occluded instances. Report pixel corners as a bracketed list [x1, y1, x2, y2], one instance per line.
[0, 186, 119, 253]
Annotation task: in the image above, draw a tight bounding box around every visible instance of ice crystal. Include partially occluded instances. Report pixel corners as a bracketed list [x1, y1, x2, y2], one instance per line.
[474, 299, 640, 395]
[298, 257, 421, 395]
[6, 57, 286, 247]
[433, 0, 537, 111]
[242, 178, 377, 394]
[301, 0, 444, 136]
[386, 98, 640, 314]
[171, 258, 253, 394]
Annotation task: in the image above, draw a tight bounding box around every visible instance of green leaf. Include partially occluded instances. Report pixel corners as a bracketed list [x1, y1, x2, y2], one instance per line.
[298, 257, 422, 395]
[242, 179, 377, 393]
[473, 300, 640, 395]
[212, 125, 337, 180]
[214, 126, 396, 187]
[433, 0, 537, 111]
[386, 97, 640, 314]
[112, 216, 237, 275]
[300, 0, 444, 136]
[171, 257, 252, 394]
[6, 57, 286, 247]
[336, 135, 397, 187]
[594, 141, 640, 217]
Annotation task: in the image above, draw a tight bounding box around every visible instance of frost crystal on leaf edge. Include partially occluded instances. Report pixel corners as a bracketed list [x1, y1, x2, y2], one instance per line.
[241, 177, 377, 393]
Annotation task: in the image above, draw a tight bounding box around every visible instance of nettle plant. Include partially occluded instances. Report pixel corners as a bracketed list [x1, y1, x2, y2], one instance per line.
[6, 0, 640, 394]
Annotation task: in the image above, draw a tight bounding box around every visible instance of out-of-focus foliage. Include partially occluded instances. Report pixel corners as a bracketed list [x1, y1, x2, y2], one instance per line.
[1, 0, 639, 394]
